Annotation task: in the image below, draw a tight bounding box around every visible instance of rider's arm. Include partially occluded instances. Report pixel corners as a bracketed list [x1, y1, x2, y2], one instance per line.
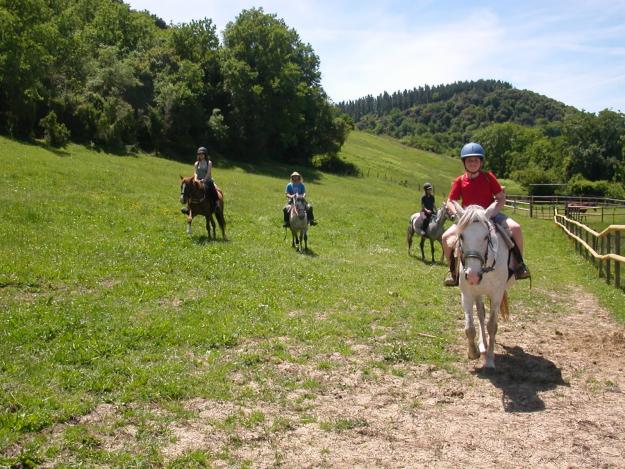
[486, 191, 505, 218]
[193, 162, 200, 182]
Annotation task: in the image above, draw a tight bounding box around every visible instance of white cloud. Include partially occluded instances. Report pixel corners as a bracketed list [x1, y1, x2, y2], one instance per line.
[126, 0, 625, 112]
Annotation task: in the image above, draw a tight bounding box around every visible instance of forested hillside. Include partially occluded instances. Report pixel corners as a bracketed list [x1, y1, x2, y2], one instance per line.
[0, 1, 350, 163]
[339, 80, 625, 197]
[338, 80, 571, 153]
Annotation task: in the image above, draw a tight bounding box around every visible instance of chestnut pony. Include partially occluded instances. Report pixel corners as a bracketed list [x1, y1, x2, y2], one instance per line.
[179, 176, 226, 240]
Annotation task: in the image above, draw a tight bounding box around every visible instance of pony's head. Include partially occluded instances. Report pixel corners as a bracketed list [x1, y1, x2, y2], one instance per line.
[292, 194, 307, 220]
[180, 176, 203, 204]
[455, 205, 498, 285]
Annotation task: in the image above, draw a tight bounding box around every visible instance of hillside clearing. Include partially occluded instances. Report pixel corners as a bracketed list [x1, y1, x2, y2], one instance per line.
[1, 133, 625, 467]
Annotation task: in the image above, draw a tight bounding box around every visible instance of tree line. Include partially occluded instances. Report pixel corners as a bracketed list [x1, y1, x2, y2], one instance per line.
[0, 1, 351, 165]
[339, 80, 625, 197]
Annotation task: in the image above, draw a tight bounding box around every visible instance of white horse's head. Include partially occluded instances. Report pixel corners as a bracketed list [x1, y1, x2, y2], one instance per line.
[455, 205, 499, 285]
[292, 194, 307, 220]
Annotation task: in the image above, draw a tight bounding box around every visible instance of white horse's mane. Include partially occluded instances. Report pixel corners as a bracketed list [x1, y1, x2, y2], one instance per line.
[456, 204, 490, 233]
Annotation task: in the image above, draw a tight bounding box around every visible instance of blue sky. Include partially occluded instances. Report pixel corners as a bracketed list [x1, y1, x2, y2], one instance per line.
[125, 0, 625, 113]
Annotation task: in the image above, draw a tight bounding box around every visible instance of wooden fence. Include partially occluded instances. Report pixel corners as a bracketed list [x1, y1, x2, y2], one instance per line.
[505, 195, 625, 222]
[553, 209, 625, 290]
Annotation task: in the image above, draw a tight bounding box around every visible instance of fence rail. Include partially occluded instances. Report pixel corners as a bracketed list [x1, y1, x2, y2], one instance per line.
[505, 195, 625, 222]
[553, 209, 625, 290]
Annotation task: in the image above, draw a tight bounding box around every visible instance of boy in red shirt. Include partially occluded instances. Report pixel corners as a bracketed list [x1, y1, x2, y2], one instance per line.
[442, 142, 530, 286]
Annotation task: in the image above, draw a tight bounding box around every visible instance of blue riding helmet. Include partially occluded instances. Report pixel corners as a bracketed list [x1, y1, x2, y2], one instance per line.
[460, 142, 485, 159]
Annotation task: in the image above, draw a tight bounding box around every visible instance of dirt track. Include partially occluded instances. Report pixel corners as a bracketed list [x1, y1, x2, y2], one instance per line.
[152, 287, 625, 468]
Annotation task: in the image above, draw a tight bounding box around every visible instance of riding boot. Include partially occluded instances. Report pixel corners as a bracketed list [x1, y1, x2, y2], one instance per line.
[444, 254, 459, 287]
[181, 206, 190, 215]
[308, 206, 317, 225]
[512, 245, 531, 280]
[283, 207, 290, 227]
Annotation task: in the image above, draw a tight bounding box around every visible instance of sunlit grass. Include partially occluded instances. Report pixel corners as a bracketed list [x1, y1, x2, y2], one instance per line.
[1, 132, 624, 466]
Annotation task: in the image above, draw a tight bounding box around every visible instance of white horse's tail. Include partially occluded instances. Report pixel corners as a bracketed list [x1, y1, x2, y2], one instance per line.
[406, 223, 415, 251]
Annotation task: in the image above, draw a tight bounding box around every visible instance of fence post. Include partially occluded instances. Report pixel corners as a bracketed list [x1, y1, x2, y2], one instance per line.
[530, 196, 533, 218]
[599, 235, 605, 278]
[606, 233, 612, 285]
[616, 231, 621, 289]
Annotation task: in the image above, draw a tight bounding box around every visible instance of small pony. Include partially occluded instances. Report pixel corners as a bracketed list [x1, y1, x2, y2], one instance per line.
[288, 194, 308, 253]
[179, 176, 226, 240]
[406, 205, 449, 263]
[451, 202, 515, 371]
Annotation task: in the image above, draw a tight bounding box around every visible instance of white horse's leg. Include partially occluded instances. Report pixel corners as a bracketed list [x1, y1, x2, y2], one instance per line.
[462, 292, 479, 359]
[475, 297, 488, 359]
[484, 298, 501, 369]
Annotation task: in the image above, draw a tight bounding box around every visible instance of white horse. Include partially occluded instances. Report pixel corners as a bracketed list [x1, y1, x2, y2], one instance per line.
[451, 203, 515, 370]
[406, 205, 449, 263]
[288, 194, 308, 253]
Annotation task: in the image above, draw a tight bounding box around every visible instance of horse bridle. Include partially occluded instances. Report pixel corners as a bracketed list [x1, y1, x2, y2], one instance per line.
[459, 220, 497, 281]
[292, 196, 306, 219]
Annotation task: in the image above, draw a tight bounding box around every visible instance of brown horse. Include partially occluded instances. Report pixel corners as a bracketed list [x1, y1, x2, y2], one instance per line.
[179, 176, 226, 240]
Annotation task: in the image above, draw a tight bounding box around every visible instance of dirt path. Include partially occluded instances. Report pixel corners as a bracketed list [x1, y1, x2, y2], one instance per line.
[158, 287, 625, 468]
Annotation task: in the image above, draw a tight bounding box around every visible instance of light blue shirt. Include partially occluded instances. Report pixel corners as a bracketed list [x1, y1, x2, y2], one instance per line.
[286, 182, 305, 195]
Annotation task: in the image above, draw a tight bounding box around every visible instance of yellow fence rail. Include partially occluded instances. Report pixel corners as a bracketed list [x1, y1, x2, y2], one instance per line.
[553, 209, 625, 290]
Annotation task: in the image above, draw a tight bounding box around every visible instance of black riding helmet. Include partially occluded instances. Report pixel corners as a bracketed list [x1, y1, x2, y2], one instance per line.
[197, 146, 208, 155]
[423, 182, 433, 190]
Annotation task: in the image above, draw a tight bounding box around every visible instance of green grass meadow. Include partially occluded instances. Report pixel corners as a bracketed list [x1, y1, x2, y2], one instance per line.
[1, 132, 624, 466]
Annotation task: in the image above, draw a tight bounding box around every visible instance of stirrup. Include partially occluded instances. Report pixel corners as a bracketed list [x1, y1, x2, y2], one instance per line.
[514, 263, 531, 280]
[309, 220, 317, 226]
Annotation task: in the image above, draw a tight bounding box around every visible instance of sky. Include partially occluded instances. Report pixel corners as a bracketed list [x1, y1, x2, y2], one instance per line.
[125, 0, 625, 113]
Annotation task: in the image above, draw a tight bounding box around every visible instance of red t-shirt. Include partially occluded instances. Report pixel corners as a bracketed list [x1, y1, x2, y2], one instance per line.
[448, 171, 503, 208]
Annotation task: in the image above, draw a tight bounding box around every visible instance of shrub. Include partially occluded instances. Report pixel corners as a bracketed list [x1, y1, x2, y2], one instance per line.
[311, 153, 360, 175]
[40, 111, 70, 147]
[566, 175, 625, 199]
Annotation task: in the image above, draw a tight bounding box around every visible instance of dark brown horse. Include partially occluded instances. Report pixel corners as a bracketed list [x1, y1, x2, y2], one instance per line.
[179, 176, 226, 240]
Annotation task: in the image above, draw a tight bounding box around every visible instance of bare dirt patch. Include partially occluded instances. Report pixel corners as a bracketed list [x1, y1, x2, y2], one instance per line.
[162, 287, 625, 468]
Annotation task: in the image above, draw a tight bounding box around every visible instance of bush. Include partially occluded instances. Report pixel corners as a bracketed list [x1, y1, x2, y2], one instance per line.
[40, 111, 70, 147]
[311, 153, 360, 175]
[566, 175, 625, 199]
[509, 165, 561, 196]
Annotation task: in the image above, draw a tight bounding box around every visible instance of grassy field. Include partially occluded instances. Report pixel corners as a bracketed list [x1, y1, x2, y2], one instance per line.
[1, 132, 624, 467]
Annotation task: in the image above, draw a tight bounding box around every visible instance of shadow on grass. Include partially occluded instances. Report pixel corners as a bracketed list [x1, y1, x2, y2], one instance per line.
[472, 344, 568, 413]
[408, 251, 445, 266]
[191, 235, 230, 245]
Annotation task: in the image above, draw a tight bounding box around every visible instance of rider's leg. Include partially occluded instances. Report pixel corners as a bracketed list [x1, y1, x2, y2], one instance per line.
[204, 179, 218, 207]
[420, 215, 430, 235]
[442, 224, 459, 286]
[307, 204, 316, 225]
[283, 206, 290, 227]
[505, 217, 530, 279]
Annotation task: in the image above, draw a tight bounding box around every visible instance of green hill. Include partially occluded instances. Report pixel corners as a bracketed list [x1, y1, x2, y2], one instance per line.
[338, 79, 575, 153]
[0, 132, 622, 466]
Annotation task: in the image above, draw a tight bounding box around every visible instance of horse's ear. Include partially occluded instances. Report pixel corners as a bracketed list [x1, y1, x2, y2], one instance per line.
[484, 201, 498, 219]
